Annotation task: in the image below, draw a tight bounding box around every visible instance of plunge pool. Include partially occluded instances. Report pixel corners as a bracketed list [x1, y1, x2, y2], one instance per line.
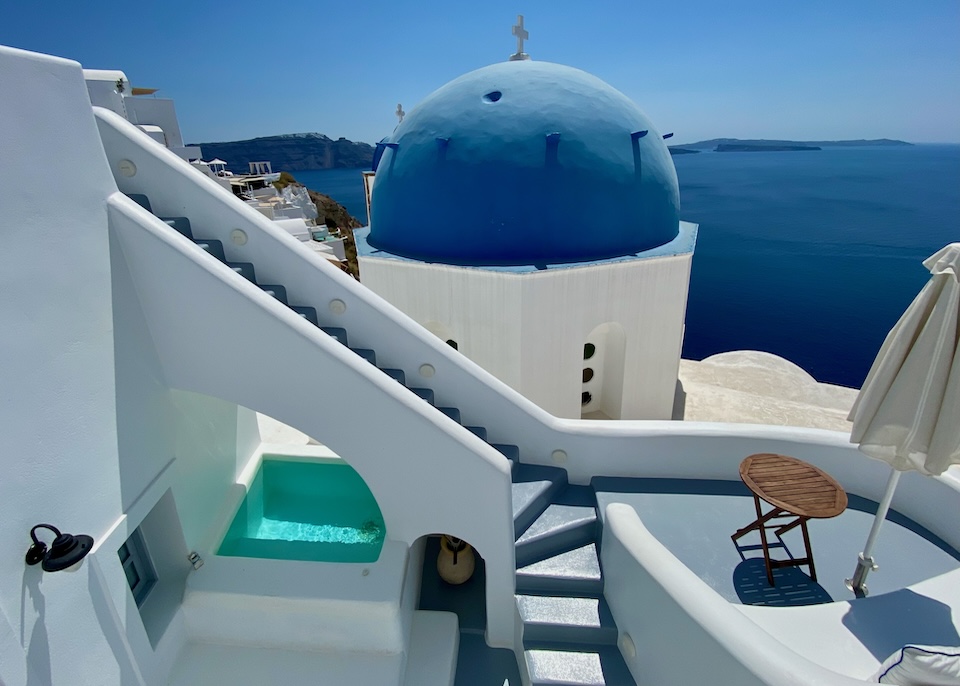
[218, 457, 385, 563]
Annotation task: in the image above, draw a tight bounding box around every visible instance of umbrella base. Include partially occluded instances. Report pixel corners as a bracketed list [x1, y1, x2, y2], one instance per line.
[845, 552, 878, 598]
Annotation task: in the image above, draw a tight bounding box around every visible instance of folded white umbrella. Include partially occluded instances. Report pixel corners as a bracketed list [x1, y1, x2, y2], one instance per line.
[846, 243, 960, 596]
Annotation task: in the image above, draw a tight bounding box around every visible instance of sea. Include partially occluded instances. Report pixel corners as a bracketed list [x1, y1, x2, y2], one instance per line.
[294, 144, 960, 390]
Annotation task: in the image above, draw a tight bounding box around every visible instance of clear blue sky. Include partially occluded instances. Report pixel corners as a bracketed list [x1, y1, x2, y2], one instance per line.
[3, 0, 958, 145]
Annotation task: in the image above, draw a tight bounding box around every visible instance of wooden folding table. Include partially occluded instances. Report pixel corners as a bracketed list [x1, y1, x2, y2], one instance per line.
[732, 453, 848, 586]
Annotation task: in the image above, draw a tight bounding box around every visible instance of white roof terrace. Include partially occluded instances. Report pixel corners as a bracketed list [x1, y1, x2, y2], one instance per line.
[595, 476, 959, 605]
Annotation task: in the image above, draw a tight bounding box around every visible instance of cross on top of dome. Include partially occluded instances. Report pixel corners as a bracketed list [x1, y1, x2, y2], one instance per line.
[510, 15, 530, 61]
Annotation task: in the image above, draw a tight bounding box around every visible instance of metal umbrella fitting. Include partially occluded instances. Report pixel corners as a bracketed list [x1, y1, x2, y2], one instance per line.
[846, 243, 960, 597]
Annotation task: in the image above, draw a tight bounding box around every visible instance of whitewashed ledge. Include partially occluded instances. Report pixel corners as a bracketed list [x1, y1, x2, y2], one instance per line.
[678, 351, 859, 432]
[257, 349, 860, 443]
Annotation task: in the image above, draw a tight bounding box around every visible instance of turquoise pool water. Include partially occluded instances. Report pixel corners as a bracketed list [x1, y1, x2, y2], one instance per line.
[218, 458, 385, 563]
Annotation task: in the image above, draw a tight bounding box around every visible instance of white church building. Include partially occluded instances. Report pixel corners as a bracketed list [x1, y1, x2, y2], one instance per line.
[356, 59, 697, 420]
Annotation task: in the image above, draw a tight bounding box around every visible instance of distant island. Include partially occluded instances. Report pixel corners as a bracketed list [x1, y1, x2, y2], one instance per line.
[715, 143, 821, 152]
[671, 138, 911, 153]
[191, 132, 374, 172]
[194, 133, 912, 168]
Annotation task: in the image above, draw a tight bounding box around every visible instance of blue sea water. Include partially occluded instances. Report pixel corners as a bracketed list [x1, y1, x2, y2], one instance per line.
[296, 168, 370, 220]
[293, 145, 960, 389]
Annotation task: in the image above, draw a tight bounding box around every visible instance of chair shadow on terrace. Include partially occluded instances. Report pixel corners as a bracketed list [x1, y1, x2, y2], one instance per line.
[732, 542, 833, 607]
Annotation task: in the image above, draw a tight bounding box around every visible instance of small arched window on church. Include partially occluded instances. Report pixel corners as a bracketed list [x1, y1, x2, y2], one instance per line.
[581, 323, 626, 419]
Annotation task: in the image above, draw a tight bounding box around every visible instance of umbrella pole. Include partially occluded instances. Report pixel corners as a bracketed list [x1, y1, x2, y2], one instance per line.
[846, 469, 902, 597]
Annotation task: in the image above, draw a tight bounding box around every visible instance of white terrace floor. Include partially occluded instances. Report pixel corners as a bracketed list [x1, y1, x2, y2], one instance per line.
[596, 480, 960, 606]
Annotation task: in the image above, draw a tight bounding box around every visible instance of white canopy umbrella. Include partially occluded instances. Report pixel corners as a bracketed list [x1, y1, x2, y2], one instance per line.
[207, 158, 228, 166]
[846, 243, 960, 596]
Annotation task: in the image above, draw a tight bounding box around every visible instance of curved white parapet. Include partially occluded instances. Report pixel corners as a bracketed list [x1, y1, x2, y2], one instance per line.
[602, 503, 878, 685]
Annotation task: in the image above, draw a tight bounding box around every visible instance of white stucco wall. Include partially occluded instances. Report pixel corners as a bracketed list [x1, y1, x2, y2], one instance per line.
[170, 391, 261, 552]
[84, 69, 129, 117]
[109, 183, 260, 683]
[0, 46, 134, 686]
[521, 252, 694, 419]
[357, 260, 526, 389]
[0, 47, 266, 686]
[110, 228, 177, 512]
[125, 97, 185, 148]
[359, 248, 694, 420]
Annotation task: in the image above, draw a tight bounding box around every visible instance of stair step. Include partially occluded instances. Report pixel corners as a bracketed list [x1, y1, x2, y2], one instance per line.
[491, 443, 519, 463]
[516, 505, 597, 568]
[451, 634, 522, 685]
[512, 465, 568, 539]
[516, 544, 603, 597]
[553, 484, 598, 508]
[517, 595, 618, 646]
[524, 644, 634, 686]
[126, 193, 152, 212]
[291, 306, 319, 326]
[351, 348, 376, 365]
[437, 407, 461, 423]
[259, 285, 288, 304]
[226, 261, 256, 282]
[319, 326, 348, 345]
[464, 425, 487, 441]
[160, 216, 194, 239]
[410, 387, 435, 404]
[381, 368, 406, 384]
[195, 239, 226, 261]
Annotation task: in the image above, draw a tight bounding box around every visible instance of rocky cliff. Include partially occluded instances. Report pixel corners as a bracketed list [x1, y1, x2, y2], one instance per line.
[273, 172, 362, 278]
[193, 132, 375, 172]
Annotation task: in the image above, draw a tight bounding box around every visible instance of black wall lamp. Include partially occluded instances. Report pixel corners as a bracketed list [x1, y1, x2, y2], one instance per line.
[25, 524, 93, 572]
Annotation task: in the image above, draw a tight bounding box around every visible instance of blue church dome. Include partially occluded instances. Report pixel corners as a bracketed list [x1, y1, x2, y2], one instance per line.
[368, 60, 680, 267]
